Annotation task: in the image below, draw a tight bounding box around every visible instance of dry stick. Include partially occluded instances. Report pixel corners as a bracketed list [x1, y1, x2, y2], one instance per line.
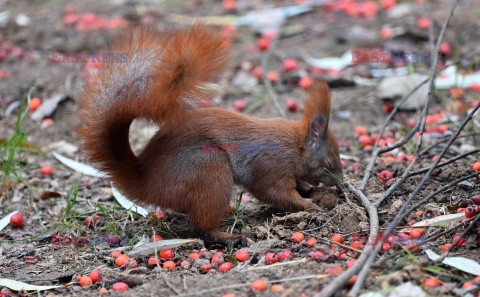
[359, 79, 428, 191]
[435, 213, 480, 262]
[261, 29, 287, 118]
[315, 182, 379, 297]
[348, 2, 461, 296]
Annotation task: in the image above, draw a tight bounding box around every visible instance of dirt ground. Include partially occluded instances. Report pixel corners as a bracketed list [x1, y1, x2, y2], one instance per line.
[0, 0, 480, 296]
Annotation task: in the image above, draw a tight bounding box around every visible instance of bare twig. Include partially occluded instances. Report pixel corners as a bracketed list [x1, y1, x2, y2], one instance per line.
[348, 2, 462, 295]
[359, 78, 428, 190]
[314, 2, 463, 296]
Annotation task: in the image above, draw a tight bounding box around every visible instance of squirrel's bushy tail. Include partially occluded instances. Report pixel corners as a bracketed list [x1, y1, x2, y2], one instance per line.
[77, 25, 229, 197]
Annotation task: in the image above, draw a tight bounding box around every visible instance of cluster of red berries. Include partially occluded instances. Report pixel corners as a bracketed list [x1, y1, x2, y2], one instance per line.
[61, 5, 128, 31]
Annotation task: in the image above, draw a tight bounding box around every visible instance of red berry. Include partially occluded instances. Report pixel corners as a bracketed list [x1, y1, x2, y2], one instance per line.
[382, 102, 394, 113]
[235, 250, 249, 262]
[115, 254, 129, 267]
[163, 260, 175, 271]
[346, 259, 357, 268]
[290, 232, 305, 243]
[470, 83, 480, 92]
[79, 275, 93, 286]
[331, 233, 344, 244]
[382, 243, 391, 251]
[439, 243, 451, 252]
[354, 126, 368, 136]
[257, 37, 270, 51]
[160, 249, 174, 259]
[286, 99, 299, 112]
[452, 234, 466, 247]
[251, 66, 263, 80]
[267, 71, 279, 83]
[233, 99, 247, 112]
[462, 282, 474, 289]
[380, 0, 396, 10]
[360, 1, 378, 18]
[405, 240, 419, 252]
[277, 249, 293, 261]
[150, 234, 163, 242]
[211, 255, 224, 265]
[218, 262, 233, 273]
[107, 235, 121, 245]
[151, 211, 164, 220]
[327, 266, 345, 275]
[380, 27, 394, 39]
[271, 284, 284, 291]
[359, 135, 372, 147]
[351, 241, 363, 249]
[409, 228, 425, 239]
[200, 263, 213, 273]
[99, 287, 108, 294]
[112, 282, 129, 292]
[147, 257, 160, 266]
[422, 278, 441, 287]
[40, 166, 54, 176]
[251, 280, 267, 291]
[85, 215, 102, 227]
[311, 251, 324, 261]
[126, 259, 137, 269]
[180, 260, 191, 269]
[265, 253, 278, 264]
[10, 213, 23, 228]
[110, 251, 122, 258]
[439, 42, 451, 55]
[29, 98, 42, 111]
[471, 195, 480, 205]
[379, 170, 393, 182]
[450, 88, 465, 100]
[0, 288, 15, 296]
[283, 59, 298, 72]
[299, 77, 313, 90]
[465, 206, 477, 219]
[473, 162, 480, 172]
[417, 17, 431, 29]
[222, 0, 235, 11]
[347, 275, 358, 286]
[89, 270, 102, 283]
[188, 252, 200, 262]
[306, 238, 317, 247]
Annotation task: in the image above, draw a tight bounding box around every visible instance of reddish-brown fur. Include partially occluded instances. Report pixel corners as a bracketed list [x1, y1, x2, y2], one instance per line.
[78, 25, 343, 238]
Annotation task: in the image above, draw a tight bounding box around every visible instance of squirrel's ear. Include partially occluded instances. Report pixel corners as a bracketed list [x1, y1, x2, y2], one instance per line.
[306, 114, 327, 150]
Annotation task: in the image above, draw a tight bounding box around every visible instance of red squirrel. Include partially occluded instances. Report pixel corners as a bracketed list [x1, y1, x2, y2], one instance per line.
[78, 25, 343, 242]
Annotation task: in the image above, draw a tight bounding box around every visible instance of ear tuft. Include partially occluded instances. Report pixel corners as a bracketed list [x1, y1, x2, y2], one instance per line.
[307, 114, 327, 150]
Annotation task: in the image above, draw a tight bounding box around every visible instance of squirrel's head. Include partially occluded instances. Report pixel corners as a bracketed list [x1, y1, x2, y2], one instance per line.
[301, 82, 343, 188]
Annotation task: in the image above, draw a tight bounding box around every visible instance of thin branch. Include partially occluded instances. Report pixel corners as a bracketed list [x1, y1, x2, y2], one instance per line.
[316, 181, 379, 297]
[359, 79, 428, 190]
[348, 1, 461, 295]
